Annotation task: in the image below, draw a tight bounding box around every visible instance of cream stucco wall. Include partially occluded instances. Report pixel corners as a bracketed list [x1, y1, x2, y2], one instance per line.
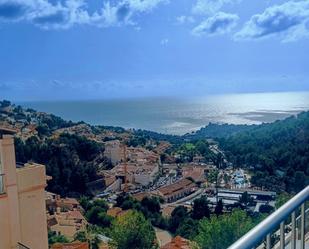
[0, 194, 11, 249]
[17, 165, 48, 249]
[0, 134, 48, 249]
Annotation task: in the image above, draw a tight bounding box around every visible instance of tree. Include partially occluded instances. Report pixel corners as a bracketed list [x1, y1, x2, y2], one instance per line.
[121, 197, 141, 211]
[259, 204, 274, 214]
[80, 196, 93, 211]
[214, 200, 223, 216]
[207, 169, 219, 185]
[48, 231, 70, 245]
[169, 206, 189, 233]
[141, 197, 161, 214]
[85, 206, 113, 228]
[219, 111, 309, 193]
[239, 192, 254, 207]
[109, 210, 157, 249]
[195, 140, 209, 155]
[195, 209, 254, 249]
[37, 124, 50, 137]
[294, 171, 307, 192]
[14, 133, 102, 196]
[176, 218, 198, 239]
[140, 197, 166, 228]
[191, 197, 210, 220]
[74, 225, 101, 249]
[215, 153, 224, 169]
[92, 199, 109, 211]
[275, 193, 292, 209]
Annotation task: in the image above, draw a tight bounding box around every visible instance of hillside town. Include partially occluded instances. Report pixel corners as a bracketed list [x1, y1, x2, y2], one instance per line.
[0, 101, 284, 249]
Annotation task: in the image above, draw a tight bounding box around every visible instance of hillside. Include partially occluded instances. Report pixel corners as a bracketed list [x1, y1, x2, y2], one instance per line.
[219, 111, 309, 193]
[184, 123, 256, 140]
[1, 99, 308, 194]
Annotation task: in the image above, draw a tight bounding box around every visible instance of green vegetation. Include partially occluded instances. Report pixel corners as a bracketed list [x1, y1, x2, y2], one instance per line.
[185, 123, 256, 139]
[194, 209, 255, 249]
[191, 197, 211, 220]
[80, 197, 113, 229]
[168, 206, 189, 233]
[219, 112, 309, 193]
[214, 200, 224, 216]
[275, 192, 293, 209]
[109, 210, 157, 249]
[259, 204, 274, 214]
[239, 191, 254, 207]
[48, 231, 70, 245]
[132, 129, 184, 145]
[173, 140, 215, 163]
[168, 198, 210, 238]
[115, 194, 168, 229]
[207, 169, 219, 185]
[15, 134, 102, 196]
[74, 225, 101, 249]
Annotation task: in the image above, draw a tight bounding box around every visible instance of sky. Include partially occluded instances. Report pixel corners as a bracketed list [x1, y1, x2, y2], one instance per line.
[0, 0, 309, 101]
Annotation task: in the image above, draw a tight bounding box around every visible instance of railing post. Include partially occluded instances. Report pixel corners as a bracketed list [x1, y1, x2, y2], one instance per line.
[300, 203, 305, 249]
[266, 233, 271, 249]
[291, 211, 296, 249]
[280, 222, 285, 249]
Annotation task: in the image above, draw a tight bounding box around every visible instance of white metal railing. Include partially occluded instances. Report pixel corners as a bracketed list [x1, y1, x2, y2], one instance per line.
[228, 185, 309, 249]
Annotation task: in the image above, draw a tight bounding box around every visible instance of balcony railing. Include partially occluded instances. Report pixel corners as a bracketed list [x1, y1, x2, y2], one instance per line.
[0, 173, 5, 194]
[228, 185, 309, 249]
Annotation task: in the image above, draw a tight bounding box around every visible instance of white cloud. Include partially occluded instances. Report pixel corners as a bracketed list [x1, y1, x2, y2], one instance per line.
[0, 0, 168, 30]
[192, 0, 241, 16]
[235, 0, 309, 42]
[176, 15, 195, 24]
[192, 12, 239, 36]
[128, 0, 168, 12]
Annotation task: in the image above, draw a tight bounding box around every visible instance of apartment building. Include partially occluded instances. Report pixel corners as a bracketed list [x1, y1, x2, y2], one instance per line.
[0, 128, 48, 249]
[104, 140, 124, 165]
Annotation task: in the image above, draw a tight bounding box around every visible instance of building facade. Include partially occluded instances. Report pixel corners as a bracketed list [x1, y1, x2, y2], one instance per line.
[0, 128, 48, 249]
[157, 178, 196, 203]
[104, 140, 123, 166]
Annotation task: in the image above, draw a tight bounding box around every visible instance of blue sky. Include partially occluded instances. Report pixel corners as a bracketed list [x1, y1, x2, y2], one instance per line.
[0, 0, 309, 101]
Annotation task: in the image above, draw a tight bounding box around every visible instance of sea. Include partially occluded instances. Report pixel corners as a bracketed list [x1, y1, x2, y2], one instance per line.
[20, 91, 309, 135]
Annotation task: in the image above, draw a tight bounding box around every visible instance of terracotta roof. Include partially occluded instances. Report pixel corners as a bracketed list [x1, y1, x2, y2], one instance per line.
[51, 242, 89, 249]
[66, 210, 84, 220]
[58, 198, 79, 206]
[160, 236, 192, 249]
[158, 178, 194, 196]
[107, 207, 129, 218]
[182, 167, 205, 181]
[107, 207, 123, 218]
[132, 192, 149, 201]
